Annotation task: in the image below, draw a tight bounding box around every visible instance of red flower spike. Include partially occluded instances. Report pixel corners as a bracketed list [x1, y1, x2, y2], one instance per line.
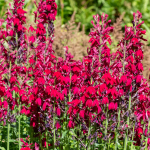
[36, 98, 42, 106]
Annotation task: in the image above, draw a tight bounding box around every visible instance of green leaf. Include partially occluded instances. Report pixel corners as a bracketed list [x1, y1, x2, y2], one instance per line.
[9, 139, 16, 143]
[95, 143, 102, 146]
[62, 130, 68, 139]
[26, 80, 33, 86]
[0, 147, 6, 150]
[6, 36, 11, 41]
[116, 141, 123, 149]
[12, 90, 15, 98]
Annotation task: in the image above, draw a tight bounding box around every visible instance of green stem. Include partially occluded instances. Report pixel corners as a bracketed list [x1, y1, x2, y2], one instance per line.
[87, 121, 91, 150]
[107, 138, 111, 150]
[0, 126, 1, 146]
[7, 123, 10, 150]
[124, 94, 131, 150]
[131, 123, 135, 150]
[46, 129, 48, 149]
[93, 124, 96, 150]
[18, 104, 21, 150]
[77, 114, 81, 150]
[65, 111, 68, 150]
[39, 133, 43, 149]
[142, 124, 146, 147]
[53, 98, 56, 150]
[115, 102, 121, 150]
[104, 104, 108, 150]
[77, 140, 79, 150]
[7, 60, 11, 150]
[145, 120, 150, 150]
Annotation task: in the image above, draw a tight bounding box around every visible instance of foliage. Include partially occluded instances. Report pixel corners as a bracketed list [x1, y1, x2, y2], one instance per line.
[55, 0, 150, 43]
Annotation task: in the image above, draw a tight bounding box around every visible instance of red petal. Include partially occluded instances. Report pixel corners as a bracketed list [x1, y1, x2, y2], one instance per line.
[43, 102, 47, 110]
[36, 98, 41, 106]
[57, 107, 61, 117]
[79, 110, 85, 119]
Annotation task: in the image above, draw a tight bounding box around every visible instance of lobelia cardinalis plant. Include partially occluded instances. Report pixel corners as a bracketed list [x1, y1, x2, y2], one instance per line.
[0, 0, 30, 149]
[112, 11, 150, 149]
[0, 0, 150, 150]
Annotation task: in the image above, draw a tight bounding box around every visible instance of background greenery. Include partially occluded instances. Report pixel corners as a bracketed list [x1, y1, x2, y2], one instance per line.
[0, 0, 150, 43]
[56, 0, 150, 40]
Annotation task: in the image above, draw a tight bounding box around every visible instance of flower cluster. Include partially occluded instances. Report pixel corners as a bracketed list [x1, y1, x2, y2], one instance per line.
[0, 0, 150, 149]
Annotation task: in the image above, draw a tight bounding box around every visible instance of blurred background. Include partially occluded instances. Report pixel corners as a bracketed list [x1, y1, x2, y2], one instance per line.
[1, 0, 150, 37]
[0, 0, 150, 83]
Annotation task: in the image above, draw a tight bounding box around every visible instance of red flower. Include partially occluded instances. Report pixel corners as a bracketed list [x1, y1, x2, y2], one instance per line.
[28, 25, 35, 32]
[110, 87, 118, 99]
[126, 78, 132, 86]
[20, 147, 31, 150]
[99, 83, 107, 96]
[86, 99, 93, 108]
[3, 101, 8, 109]
[73, 87, 79, 95]
[137, 127, 143, 138]
[72, 66, 81, 73]
[120, 75, 127, 84]
[53, 72, 61, 80]
[136, 75, 142, 83]
[71, 75, 78, 83]
[29, 36, 35, 43]
[93, 99, 99, 107]
[137, 63, 143, 71]
[43, 102, 47, 110]
[62, 65, 69, 72]
[79, 110, 85, 119]
[29, 94, 34, 102]
[105, 35, 112, 45]
[108, 102, 117, 110]
[97, 106, 102, 113]
[14, 18, 20, 26]
[102, 73, 112, 85]
[136, 49, 143, 59]
[29, 58, 35, 64]
[56, 122, 61, 130]
[9, 77, 16, 83]
[37, 77, 45, 85]
[17, 9, 27, 14]
[86, 86, 96, 95]
[68, 99, 80, 107]
[132, 38, 138, 44]
[56, 107, 61, 117]
[68, 120, 74, 129]
[36, 98, 42, 106]
[0, 85, 5, 96]
[102, 97, 109, 104]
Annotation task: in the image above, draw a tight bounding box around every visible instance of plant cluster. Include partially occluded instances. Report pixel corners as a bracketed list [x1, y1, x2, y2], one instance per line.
[0, 0, 150, 150]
